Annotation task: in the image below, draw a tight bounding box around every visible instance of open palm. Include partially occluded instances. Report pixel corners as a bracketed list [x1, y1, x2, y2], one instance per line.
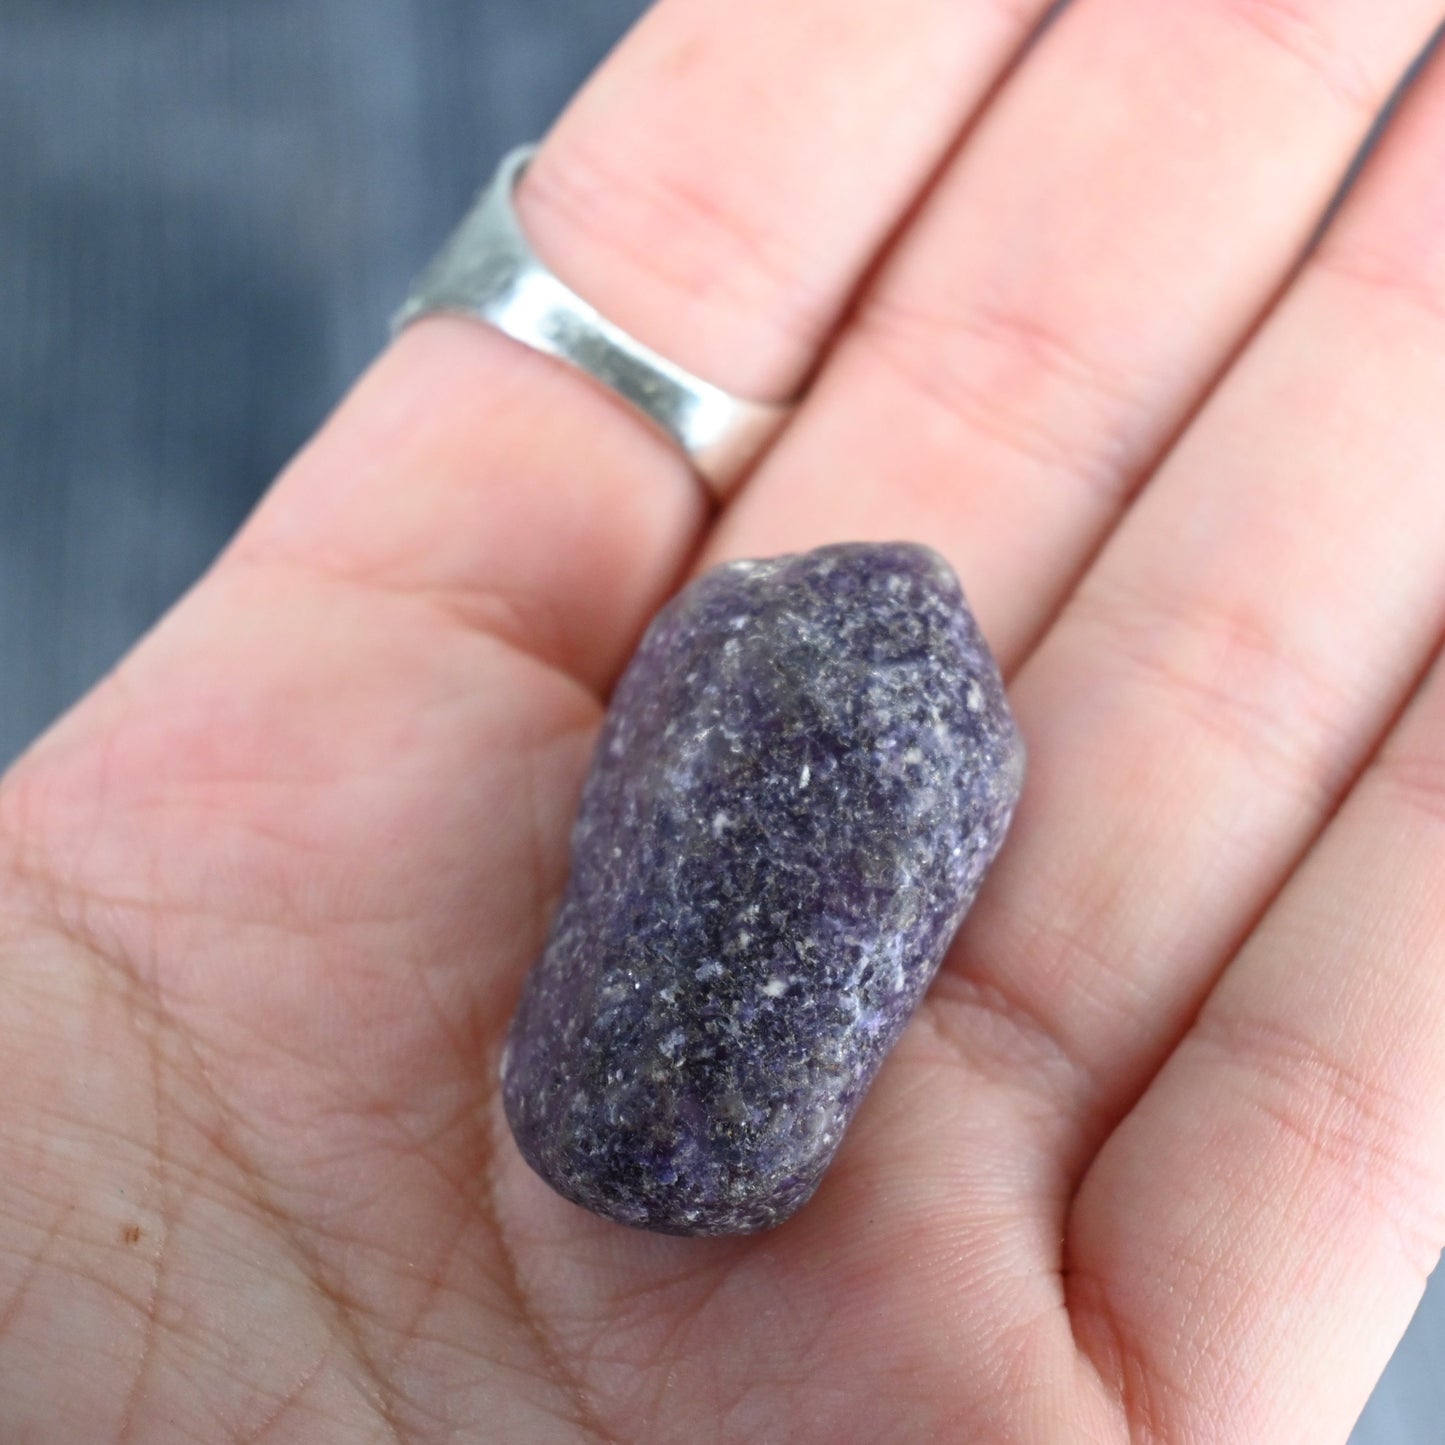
[7, 2, 1445, 1441]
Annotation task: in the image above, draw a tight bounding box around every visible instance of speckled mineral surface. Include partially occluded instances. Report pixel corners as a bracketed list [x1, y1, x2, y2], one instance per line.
[501, 542, 1024, 1235]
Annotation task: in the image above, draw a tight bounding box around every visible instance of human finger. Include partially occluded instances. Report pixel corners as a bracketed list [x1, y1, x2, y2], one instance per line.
[1045, 46, 1445, 1438]
[1068, 616, 1445, 1442]
[910, 24, 1445, 1169]
[703, 0, 1443, 668]
[234, 0, 1063, 699]
[517, 0, 1059, 402]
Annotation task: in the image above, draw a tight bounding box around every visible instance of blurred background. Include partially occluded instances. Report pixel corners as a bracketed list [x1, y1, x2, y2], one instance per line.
[0, 4, 1438, 1439]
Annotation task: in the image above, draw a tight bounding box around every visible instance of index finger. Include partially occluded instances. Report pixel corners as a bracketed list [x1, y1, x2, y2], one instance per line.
[235, 0, 1059, 694]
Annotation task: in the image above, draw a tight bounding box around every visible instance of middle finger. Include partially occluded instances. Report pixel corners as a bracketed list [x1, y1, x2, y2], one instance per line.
[704, 0, 1442, 667]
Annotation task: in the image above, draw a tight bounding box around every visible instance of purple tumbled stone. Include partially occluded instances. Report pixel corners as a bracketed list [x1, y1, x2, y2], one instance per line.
[500, 542, 1024, 1235]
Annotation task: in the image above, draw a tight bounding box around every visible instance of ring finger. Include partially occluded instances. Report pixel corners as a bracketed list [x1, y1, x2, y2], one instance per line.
[704, 0, 1443, 668]
[931, 23, 1445, 1170]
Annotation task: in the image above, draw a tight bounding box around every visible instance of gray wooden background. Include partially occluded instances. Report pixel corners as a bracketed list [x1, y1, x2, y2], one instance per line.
[0, 4, 1437, 1438]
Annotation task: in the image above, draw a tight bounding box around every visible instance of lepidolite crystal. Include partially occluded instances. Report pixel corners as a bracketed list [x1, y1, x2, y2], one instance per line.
[501, 542, 1024, 1235]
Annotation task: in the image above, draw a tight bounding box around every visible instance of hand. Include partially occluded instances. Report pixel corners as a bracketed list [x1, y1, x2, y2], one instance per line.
[5, 2, 1445, 1440]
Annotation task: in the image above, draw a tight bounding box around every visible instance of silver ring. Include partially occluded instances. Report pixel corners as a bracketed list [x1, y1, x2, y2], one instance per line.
[393, 145, 795, 499]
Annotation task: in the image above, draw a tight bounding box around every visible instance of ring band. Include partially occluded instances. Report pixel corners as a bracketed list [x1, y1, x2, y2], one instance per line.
[393, 145, 795, 499]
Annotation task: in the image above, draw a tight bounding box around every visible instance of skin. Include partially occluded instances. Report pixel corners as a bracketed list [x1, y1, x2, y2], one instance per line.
[5, 0, 1445, 1439]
